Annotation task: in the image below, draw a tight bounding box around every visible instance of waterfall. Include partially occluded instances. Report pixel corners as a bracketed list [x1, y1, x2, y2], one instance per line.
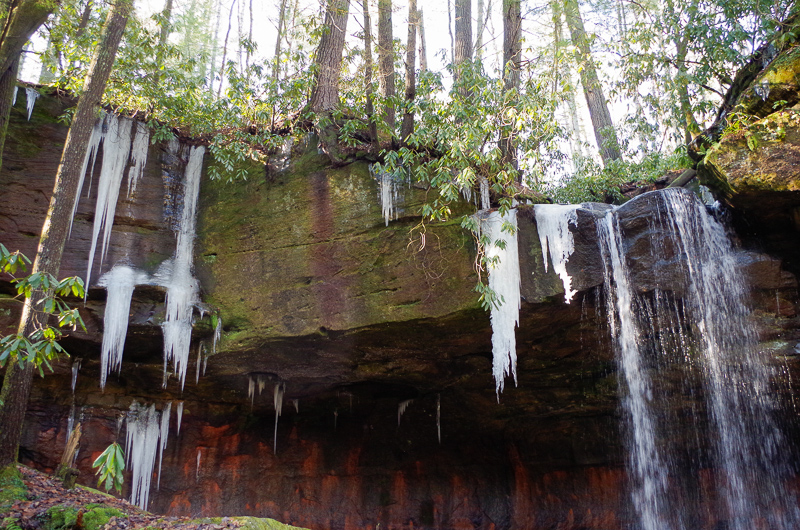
[598, 188, 799, 529]
[161, 145, 205, 389]
[98, 265, 148, 389]
[480, 209, 521, 396]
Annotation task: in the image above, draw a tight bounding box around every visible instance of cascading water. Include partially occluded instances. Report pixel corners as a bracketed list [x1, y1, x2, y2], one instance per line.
[598, 188, 799, 530]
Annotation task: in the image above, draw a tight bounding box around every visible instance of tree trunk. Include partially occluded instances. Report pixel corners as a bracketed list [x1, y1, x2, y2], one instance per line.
[377, 0, 395, 132]
[563, 0, 622, 165]
[500, 0, 521, 171]
[362, 0, 377, 144]
[401, 0, 416, 143]
[308, 0, 348, 113]
[158, 0, 173, 48]
[216, 0, 237, 98]
[447, 0, 454, 65]
[418, 7, 427, 73]
[0, 0, 56, 75]
[0, 0, 132, 468]
[0, 55, 19, 173]
[476, 0, 484, 60]
[208, 0, 222, 94]
[453, 0, 472, 93]
[271, 0, 288, 83]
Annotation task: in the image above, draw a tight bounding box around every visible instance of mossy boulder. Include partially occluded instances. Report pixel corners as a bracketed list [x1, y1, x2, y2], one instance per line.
[0, 465, 26, 511]
[43, 504, 124, 530]
[700, 108, 800, 198]
[739, 45, 800, 118]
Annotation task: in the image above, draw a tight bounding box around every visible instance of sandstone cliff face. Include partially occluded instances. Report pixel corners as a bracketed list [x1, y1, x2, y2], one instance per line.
[2, 92, 800, 530]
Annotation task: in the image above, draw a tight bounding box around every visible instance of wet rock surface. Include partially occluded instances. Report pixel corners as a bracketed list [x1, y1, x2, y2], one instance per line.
[1, 95, 799, 530]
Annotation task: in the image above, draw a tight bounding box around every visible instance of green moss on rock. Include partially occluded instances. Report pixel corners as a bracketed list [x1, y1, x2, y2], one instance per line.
[0, 465, 27, 511]
[44, 504, 124, 530]
[700, 109, 800, 197]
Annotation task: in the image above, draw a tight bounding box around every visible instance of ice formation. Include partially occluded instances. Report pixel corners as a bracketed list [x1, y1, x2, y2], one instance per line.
[397, 399, 412, 426]
[480, 209, 521, 396]
[70, 116, 105, 235]
[534, 204, 581, 303]
[161, 145, 205, 389]
[375, 167, 398, 226]
[212, 316, 223, 354]
[195, 343, 204, 384]
[436, 394, 441, 444]
[157, 401, 171, 489]
[85, 115, 134, 291]
[25, 87, 38, 120]
[127, 121, 150, 197]
[273, 382, 285, 453]
[126, 402, 170, 509]
[71, 359, 81, 393]
[98, 265, 149, 389]
[248, 376, 255, 405]
[12, 86, 17, 106]
[176, 401, 184, 435]
[478, 176, 490, 210]
[196, 449, 201, 479]
[292, 399, 299, 413]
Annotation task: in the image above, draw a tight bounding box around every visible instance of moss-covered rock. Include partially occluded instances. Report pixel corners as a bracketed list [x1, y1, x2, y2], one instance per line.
[43, 504, 124, 530]
[0, 465, 27, 511]
[739, 45, 800, 118]
[700, 108, 800, 198]
[196, 153, 479, 347]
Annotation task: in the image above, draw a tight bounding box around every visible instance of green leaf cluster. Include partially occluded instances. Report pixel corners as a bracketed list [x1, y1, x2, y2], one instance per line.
[91, 442, 125, 494]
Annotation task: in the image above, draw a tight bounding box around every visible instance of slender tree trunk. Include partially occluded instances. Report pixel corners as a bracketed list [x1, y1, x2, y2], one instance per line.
[500, 0, 521, 171]
[0, 0, 133, 468]
[418, 7, 427, 73]
[271, 0, 288, 83]
[453, 0, 472, 94]
[447, 0, 453, 65]
[401, 0, 417, 143]
[158, 0, 173, 48]
[216, 0, 237, 97]
[0, 55, 19, 173]
[377, 0, 395, 132]
[362, 0, 377, 144]
[476, 0, 484, 60]
[563, 0, 621, 165]
[284, 0, 299, 79]
[208, 0, 222, 94]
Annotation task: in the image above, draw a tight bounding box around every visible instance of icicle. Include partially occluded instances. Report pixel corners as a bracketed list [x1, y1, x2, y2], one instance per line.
[162, 145, 205, 389]
[126, 402, 162, 510]
[25, 87, 38, 120]
[66, 403, 76, 445]
[480, 209, 521, 397]
[273, 382, 285, 453]
[71, 359, 81, 394]
[202, 355, 208, 375]
[195, 342, 204, 384]
[176, 401, 184, 436]
[534, 204, 581, 303]
[212, 315, 222, 354]
[12, 86, 17, 106]
[292, 399, 299, 413]
[98, 265, 149, 389]
[248, 376, 255, 406]
[85, 115, 134, 290]
[436, 394, 441, 445]
[478, 176, 490, 210]
[257, 375, 266, 395]
[157, 402, 171, 490]
[70, 115, 106, 236]
[397, 399, 412, 426]
[196, 449, 201, 479]
[127, 122, 150, 197]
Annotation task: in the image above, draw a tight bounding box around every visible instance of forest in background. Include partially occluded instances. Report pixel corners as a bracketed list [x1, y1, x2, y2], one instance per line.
[13, 0, 798, 206]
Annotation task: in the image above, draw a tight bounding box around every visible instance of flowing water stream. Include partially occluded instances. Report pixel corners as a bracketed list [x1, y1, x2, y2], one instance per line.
[598, 188, 799, 529]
